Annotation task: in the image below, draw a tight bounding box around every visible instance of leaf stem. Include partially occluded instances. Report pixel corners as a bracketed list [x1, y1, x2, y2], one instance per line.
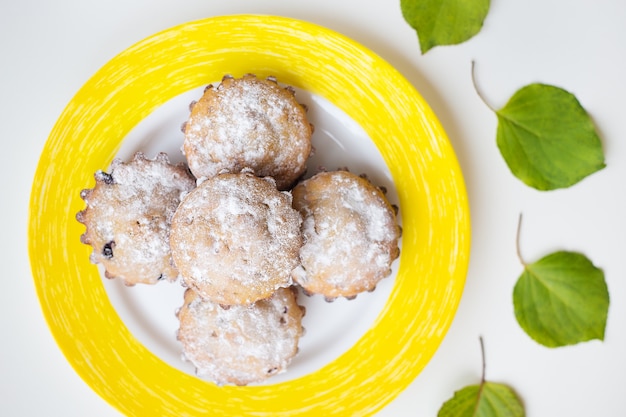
[471, 60, 497, 113]
[472, 336, 487, 416]
[479, 335, 486, 384]
[516, 213, 527, 266]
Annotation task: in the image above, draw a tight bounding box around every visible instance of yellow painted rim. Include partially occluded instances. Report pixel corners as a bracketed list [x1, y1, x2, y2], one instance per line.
[29, 15, 470, 416]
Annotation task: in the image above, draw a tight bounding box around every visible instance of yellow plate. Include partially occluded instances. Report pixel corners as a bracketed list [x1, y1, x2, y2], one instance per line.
[29, 15, 470, 416]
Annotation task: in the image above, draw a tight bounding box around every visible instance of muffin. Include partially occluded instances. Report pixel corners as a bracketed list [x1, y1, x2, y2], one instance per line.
[182, 74, 313, 190]
[170, 171, 303, 305]
[76, 152, 196, 285]
[176, 287, 305, 386]
[291, 170, 400, 300]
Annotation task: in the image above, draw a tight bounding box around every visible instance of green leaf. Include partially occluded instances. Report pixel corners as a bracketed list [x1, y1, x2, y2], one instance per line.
[400, 0, 490, 54]
[495, 83, 605, 190]
[513, 251, 609, 347]
[438, 337, 525, 416]
[438, 382, 525, 417]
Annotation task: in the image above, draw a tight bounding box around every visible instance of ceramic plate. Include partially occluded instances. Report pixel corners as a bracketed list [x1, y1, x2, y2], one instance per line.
[29, 15, 470, 416]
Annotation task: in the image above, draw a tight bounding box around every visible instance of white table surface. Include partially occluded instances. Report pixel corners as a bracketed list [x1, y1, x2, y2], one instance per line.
[2, 0, 625, 415]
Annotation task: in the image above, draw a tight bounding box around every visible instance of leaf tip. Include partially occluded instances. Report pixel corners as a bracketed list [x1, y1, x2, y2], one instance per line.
[418, 37, 435, 54]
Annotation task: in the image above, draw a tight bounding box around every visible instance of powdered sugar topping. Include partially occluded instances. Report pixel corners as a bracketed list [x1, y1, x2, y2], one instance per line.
[79, 153, 196, 284]
[293, 171, 400, 295]
[183, 75, 312, 189]
[177, 287, 303, 385]
[170, 172, 303, 305]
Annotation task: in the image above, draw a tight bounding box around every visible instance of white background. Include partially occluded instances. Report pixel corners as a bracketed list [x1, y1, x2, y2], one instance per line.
[2, 0, 625, 416]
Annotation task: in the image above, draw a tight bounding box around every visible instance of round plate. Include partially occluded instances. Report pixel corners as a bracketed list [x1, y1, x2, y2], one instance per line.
[28, 15, 470, 416]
